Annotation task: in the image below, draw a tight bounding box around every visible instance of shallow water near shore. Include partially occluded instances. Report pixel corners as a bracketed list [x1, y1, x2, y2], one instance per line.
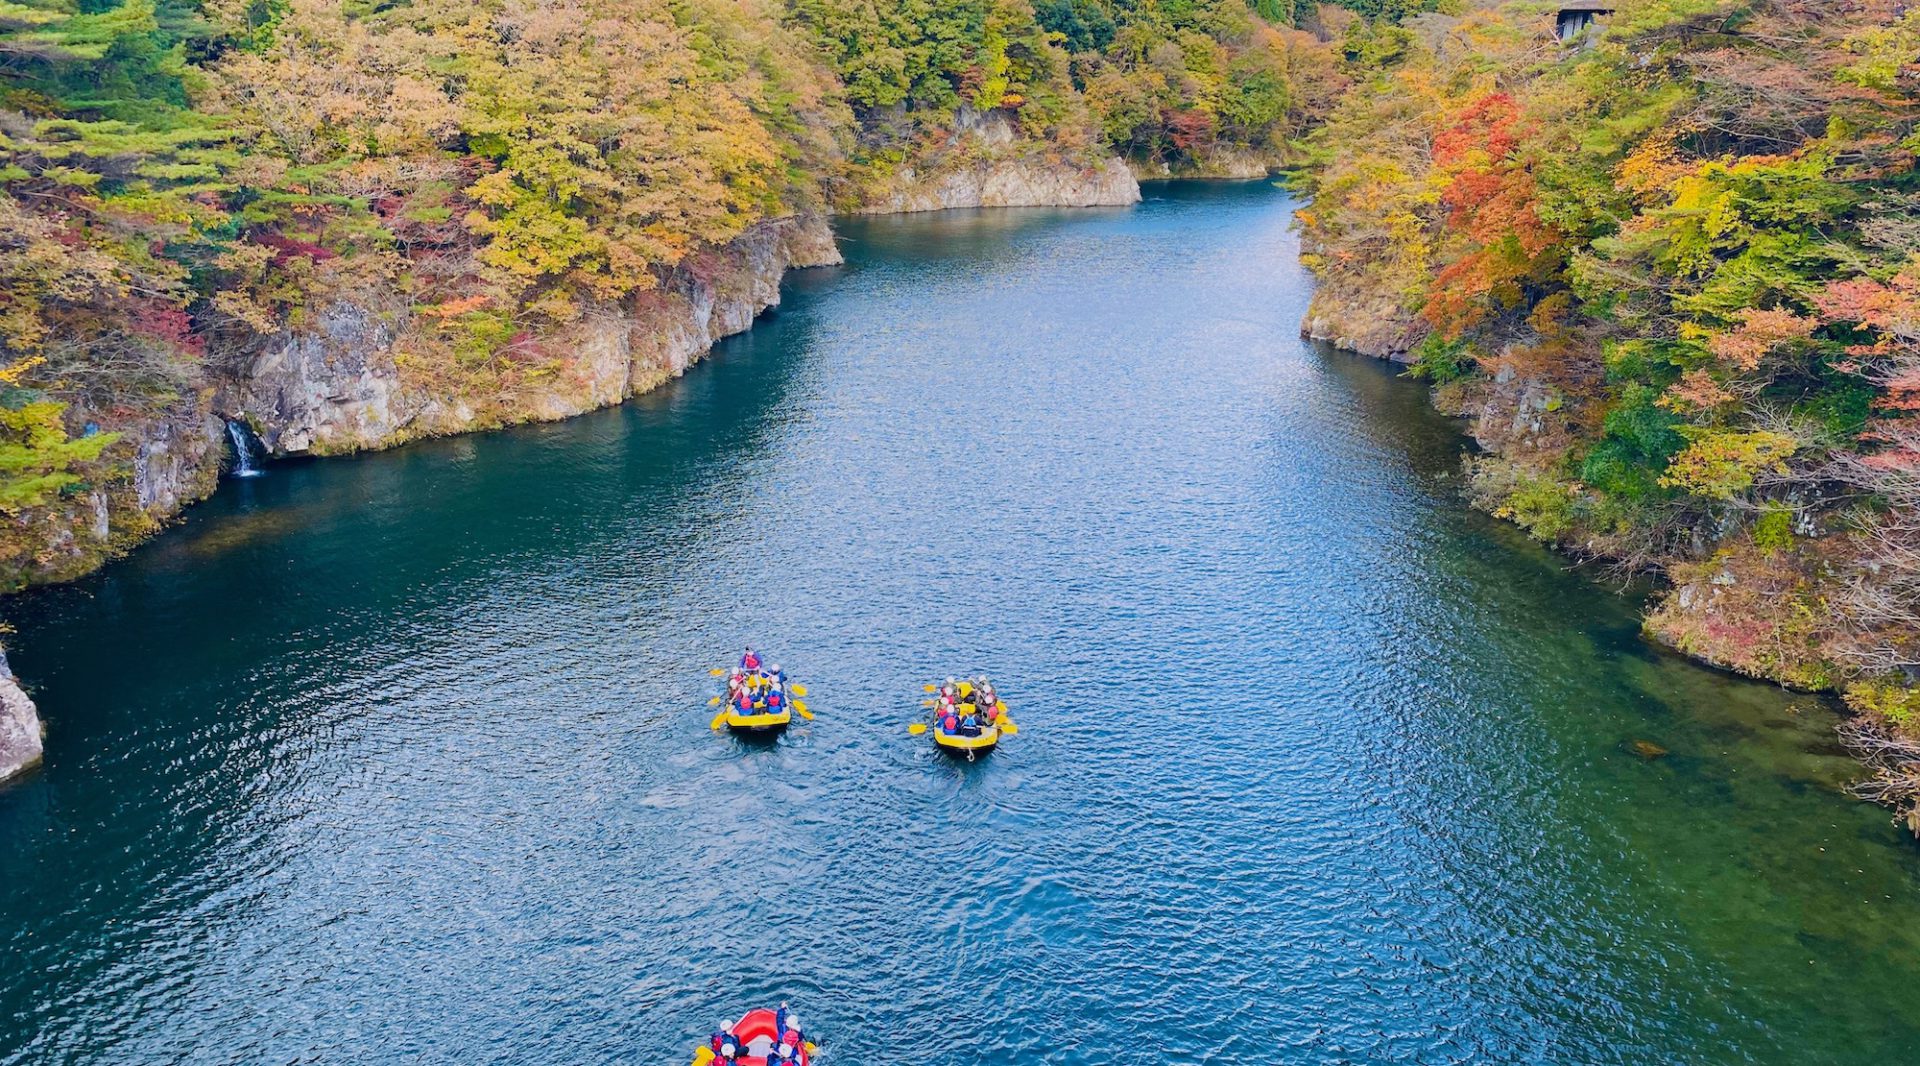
[4, 181, 1919, 1064]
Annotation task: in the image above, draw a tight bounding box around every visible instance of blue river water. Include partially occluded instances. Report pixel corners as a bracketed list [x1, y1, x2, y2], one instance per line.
[3, 182, 1920, 1064]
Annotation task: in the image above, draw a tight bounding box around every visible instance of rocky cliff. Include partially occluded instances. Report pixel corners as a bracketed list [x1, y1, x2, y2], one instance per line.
[0, 218, 839, 591]
[223, 215, 842, 457]
[0, 650, 43, 785]
[860, 157, 1140, 214]
[855, 107, 1139, 214]
[0, 403, 224, 592]
[1131, 150, 1278, 181]
[1299, 285, 1427, 362]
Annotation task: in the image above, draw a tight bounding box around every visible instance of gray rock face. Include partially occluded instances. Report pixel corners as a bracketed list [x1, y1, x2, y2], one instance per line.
[229, 301, 411, 456]
[0, 402, 222, 590]
[219, 215, 842, 456]
[1300, 288, 1427, 363]
[860, 156, 1140, 214]
[856, 107, 1139, 214]
[134, 414, 224, 514]
[0, 650, 43, 785]
[1131, 150, 1277, 180]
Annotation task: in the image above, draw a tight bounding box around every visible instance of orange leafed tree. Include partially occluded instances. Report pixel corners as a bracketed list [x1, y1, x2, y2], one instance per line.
[1421, 92, 1563, 339]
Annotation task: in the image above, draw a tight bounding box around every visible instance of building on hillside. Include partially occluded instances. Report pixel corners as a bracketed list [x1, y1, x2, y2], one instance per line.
[1555, 1, 1614, 42]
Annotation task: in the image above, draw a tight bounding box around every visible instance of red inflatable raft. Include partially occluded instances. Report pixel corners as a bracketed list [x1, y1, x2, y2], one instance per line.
[690, 1008, 811, 1066]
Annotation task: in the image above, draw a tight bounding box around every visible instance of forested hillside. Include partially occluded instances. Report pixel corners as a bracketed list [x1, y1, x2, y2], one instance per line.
[0, 0, 1330, 585]
[1296, 0, 1920, 818]
[786, 0, 1344, 186]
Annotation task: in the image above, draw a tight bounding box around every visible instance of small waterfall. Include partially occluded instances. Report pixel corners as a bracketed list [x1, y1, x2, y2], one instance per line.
[225, 419, 263, 478]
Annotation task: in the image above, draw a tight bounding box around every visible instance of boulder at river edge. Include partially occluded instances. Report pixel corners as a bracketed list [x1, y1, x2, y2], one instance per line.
[0, 649, 43, 784]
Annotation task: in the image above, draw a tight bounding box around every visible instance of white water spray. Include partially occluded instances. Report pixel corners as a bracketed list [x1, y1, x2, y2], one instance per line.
[226, 420, 263, 478]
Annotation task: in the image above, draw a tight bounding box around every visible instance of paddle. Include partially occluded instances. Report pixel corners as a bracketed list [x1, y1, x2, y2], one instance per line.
[793, 700, 814, 721]
[791, 683, 808, 697]
[709, 708, 729, 731]
[708, 695, 723, 706]
[709, 667, 727, 677]
[908, 722, 928, 735]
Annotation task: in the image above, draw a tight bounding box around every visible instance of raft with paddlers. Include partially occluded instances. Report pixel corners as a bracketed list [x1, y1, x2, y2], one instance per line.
[692, 1004, 813, 1066]
[910, 675, 1017, 759]
[707, 647, 811, 735]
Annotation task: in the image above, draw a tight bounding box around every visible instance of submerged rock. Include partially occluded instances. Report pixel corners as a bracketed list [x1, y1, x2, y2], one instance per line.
[0, 650, 43, 784]
[1629, 739, 1669, 759]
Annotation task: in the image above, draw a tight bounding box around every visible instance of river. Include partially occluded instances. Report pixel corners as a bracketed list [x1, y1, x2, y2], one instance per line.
[3, 182, 1918, 1064]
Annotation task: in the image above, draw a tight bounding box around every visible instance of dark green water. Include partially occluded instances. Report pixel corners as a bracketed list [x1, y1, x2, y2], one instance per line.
[3, 182, 1918, 1064]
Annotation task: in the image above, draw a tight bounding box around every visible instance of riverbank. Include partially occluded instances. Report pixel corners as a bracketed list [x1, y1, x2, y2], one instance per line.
[0, 171, 1145, 780]
[0, 216, 841, 594]
[1, 165, 1149, 597]
[1297, 278, 1920, 828]
[1290, 0, 1920, 829]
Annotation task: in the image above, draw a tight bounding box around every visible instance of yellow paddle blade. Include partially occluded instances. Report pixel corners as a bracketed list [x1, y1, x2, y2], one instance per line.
[921, 699, 937, 708]
[707, 695, 722, 706]
[791, 683, 808, 697]
[709, 711, 728, 731]
[804, 1043, 817, 1055]
[923, 684, 937, 693]
[996, 700, 1008, 713]
[693, 1049, 716, 1066]
[908, 722, 928, 735]
[1000, 719, 1019, 736]
[709, 668, 726, 676]
[794, 702, 814, 720]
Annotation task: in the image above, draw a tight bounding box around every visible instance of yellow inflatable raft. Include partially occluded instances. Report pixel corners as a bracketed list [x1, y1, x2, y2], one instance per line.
[931, 700, 1015, 758]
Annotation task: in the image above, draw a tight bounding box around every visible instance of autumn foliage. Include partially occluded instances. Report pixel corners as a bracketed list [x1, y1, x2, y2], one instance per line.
[1297, 0, 1920, 745]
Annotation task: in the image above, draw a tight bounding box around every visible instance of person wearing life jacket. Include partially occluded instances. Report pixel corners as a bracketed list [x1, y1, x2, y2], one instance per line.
[940, 706, 960, 734]
[740, 647, 761, 671]
[764, 683, 784, 713]
[736, 687, 756, 716]
[709, 1026, 742, 1064]
[775, 1002, 803, 1051]
[978, 683, 999, 724]
[767, 664, 787, 689]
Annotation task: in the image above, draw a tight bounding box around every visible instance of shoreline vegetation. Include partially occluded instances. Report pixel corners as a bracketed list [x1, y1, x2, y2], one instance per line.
[5, 0, 1920, 837]
[1291, 0, 1920, 831]
[0, 0, 1335, 597]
